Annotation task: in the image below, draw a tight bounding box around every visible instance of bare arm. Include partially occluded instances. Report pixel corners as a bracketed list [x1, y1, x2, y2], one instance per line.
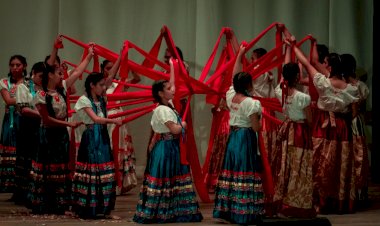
[83, 107, 122, 125]
[164, 120, 187, 135]
[169, 58, 175, 93]
[36, 104, 80, 128]
[250, 113, 261, 132]
[232, 45, 245, 79]
[310, 41, 330, 76]
[65, 45, 94, 89]
[294, 45, 319, 79]
[105, 47, 123, 88]
[46, 35, 62, 66]
[20, 107, 40, 118]
[1, 89, 16, 105]
[304, 105, 312, 126]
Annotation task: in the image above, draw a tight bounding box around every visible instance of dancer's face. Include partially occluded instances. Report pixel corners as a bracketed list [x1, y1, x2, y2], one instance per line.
[159, 82, 174, 101]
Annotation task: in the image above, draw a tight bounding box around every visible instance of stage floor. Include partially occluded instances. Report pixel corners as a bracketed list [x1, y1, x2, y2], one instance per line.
[1, 181, 380, 226]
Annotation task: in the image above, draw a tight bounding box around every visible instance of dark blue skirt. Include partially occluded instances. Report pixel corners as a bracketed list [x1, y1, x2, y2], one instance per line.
[72, 124, 116, 219]
[213, 127, 265, 225]
[28, 126, 71, 214]
[14, 115, 40, 205]
[0, 109, 20, 192]
[133, 134, 203, 224]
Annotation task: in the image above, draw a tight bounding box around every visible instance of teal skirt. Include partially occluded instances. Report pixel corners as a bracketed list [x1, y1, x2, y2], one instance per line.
[213, 127, 265, 225]
[133, 134, 203, 224]
[0, 109, 20, 192]
[72, 124, 116, 218]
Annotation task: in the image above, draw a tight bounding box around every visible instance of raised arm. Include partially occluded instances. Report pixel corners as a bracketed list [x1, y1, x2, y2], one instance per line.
[169, 58, 176, 94]
[65, 45, 94, 89]
[105, 47, 123, 88]
[232, 44, 246, 79]
[310, 41, 330, 76]
[293, 45, 319, 79]
[46, 35, 62, 66]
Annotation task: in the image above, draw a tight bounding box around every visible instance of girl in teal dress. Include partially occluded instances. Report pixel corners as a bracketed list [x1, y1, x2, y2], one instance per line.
[133, 58, 202, 223]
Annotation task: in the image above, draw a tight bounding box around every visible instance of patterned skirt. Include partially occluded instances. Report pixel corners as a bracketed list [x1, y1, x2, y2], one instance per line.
[203, 108, 229, 192]
[213, 127, 264, 225]
[312, 110, 355, 213]
[133, 134, 203, 224]
[108, 108, 137, 195]
[271, 119, 316, 218]
[14, 115, 40, 204]
[0, 109, 20, 192]
[352, 114, 369, 197]
[28, 127, 71, 214]
[72, 124, 116, 218]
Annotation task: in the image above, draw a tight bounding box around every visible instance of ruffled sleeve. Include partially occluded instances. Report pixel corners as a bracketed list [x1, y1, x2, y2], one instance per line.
[295, 91, 311, 109]
[243, 98, 262, 117]
[74, 95, 92, 111]
[313, 72, 330, 94]
[154, 106, 177, 125]
[33, 90, 47, 106]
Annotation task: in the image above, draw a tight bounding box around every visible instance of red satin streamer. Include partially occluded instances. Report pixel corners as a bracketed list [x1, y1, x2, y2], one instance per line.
[108, 104, 156, 119]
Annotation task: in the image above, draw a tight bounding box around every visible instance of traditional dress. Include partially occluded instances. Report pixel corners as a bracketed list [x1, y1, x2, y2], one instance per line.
[72, 95, 116, 218]
[272, 85, 315, 218]
[29, 82, 71, 214]
[106, 82, 137, 195]
[0, 78, 20, 193]
[312, 73, 359, 213]
[351, 80, 370, 202]
[14, 80, 41, 205]
[213, 86, 264, 225]
[133, 104, 202, 224]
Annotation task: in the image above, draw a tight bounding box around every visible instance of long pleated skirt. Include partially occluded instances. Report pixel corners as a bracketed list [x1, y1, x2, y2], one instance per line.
[213, 127, 265, 225]
[133, 134, 203, 224]
[72, 124, 116, 218]
[28, 127, 71, 214]
[272, 119, 316, 218]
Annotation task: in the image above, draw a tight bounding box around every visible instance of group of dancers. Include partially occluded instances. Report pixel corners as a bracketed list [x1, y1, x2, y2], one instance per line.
[0, 25, 370, 225]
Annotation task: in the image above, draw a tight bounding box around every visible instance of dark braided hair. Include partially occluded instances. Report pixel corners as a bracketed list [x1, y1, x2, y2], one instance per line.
[341, 53, 357, 81]
[41, 63, 67, 118]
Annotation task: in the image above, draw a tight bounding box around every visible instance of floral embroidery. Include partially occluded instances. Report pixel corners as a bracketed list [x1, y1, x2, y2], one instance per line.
[54, 95, 60, 103]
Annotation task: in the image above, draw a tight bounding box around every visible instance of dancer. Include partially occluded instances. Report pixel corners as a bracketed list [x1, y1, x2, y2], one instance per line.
[29, 46, 93, 214]
[13, 62, 44, 205]
[0, 55, 27, 193]
[133, 58, 202, 223]
[213, 45, 264, 225]
[294, 44, 359, 214]
[72, 72, 121, 219]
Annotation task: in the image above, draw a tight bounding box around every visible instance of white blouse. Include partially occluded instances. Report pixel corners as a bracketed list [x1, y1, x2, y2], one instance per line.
[252, 72, 275, 98]
[226, 86, 261, 128]
[313, 73, 359, 113]
[151, 105, 178, 133]
[32, 80, 68, 119]
[275, 84, 311, 121]
[16, 82, 38, 109]
[74, 95, 105, 125]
